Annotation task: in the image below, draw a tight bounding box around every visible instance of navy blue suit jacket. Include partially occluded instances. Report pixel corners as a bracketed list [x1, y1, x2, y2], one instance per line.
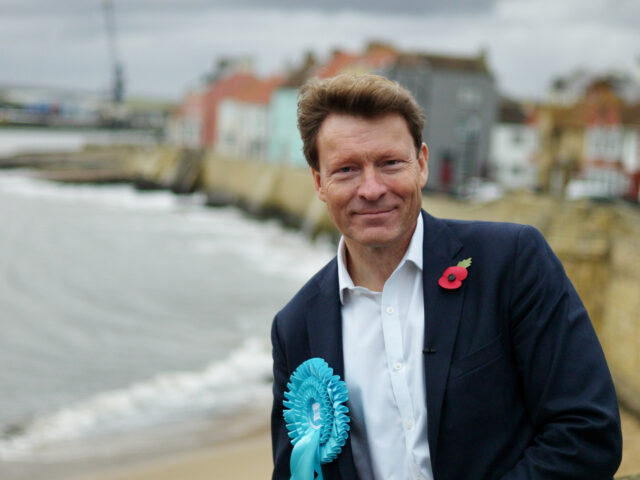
[271, 211, 622, 479]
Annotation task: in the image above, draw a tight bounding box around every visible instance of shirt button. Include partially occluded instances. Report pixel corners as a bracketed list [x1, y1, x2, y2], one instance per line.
[386, 306, 394, 315]
[405, 420, 413, 430]
[394, 362, 403, 371]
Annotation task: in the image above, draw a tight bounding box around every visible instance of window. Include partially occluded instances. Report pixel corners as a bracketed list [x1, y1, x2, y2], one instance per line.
[512, 130, 523, 145]
[457, 87, 483, 106]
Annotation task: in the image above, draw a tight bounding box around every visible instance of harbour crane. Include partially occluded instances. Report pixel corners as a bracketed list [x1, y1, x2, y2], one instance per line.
[102, 0, 124, 105]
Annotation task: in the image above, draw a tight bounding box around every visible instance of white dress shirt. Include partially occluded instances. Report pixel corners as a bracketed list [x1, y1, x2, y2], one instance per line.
[338, 214, 433, 480]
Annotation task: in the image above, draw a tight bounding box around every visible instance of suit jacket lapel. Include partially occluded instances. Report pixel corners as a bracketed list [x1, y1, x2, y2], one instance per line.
[306, 259, 345, 378]
[421, 210, 465, 464]
[305, 259, 359, 480]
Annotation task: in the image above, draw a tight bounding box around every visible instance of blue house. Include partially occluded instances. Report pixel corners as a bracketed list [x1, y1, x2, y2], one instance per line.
[268, 87, 306, 167]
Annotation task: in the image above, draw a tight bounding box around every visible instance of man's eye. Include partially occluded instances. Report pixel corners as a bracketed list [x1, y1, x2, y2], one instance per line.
[339, 166, 353, 173]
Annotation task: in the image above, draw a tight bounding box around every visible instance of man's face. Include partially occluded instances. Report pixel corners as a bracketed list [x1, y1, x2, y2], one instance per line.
[312, 113, 428, 253]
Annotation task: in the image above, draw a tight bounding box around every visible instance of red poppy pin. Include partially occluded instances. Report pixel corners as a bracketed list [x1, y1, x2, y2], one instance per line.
[438, 258, 472, 290]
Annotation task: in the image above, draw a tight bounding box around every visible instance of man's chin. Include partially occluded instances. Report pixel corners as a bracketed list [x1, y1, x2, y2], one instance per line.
[346, 229, 399, 249]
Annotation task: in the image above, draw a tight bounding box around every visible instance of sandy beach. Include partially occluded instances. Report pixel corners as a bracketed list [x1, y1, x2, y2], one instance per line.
[75, 407, 640, 480]
[81, 428, 272, 480]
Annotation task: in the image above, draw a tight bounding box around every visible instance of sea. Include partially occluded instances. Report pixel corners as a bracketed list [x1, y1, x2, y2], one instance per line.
[0, 129, 334, 478]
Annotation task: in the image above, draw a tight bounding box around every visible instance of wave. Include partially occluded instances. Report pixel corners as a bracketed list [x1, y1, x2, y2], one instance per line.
[0, 173, 335, 282]
[0, 171, 205, 212]
[186, 213, 335, 283]
[0, 337, 272, 460]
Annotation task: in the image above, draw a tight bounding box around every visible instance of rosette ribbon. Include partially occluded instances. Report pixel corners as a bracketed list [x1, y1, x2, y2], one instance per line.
[283, 358, 350, 480]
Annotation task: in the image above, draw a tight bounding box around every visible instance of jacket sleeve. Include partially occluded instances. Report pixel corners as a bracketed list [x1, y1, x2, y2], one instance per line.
[499, 226, 622, 479]
[271, 315, 293, 480]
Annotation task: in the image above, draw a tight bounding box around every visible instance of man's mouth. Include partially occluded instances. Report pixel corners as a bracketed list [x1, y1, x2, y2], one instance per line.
[354, 207, 395, 217]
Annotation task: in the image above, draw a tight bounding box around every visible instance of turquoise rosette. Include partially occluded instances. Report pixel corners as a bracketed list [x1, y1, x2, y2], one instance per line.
[283, 357, 350, 480]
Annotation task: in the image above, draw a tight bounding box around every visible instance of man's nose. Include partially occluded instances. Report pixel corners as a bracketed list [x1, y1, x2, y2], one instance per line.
[357, 167, 386, 200]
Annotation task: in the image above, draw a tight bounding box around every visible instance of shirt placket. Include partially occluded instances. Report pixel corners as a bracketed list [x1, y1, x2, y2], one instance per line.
[380, 278, 416, 452]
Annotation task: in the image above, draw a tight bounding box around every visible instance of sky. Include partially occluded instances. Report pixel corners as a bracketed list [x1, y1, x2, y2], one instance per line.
[1, 0, 639, 102]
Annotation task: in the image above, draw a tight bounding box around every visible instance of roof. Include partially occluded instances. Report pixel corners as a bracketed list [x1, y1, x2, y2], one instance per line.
[313, 44, 397, 79]
[549, 70, 640, 105]
[314, 51, 360, 78]
[359, 44, 397, 69]
[394, 51, 489, 73]
[204, 72, 257, 100]
[622, 103, 640, 125]
[229, 76, 283, 104]
[497, 98, 528, 124]
[554, 106, 586, 128]
[540, 87, 640, 128]
[279, 43, 490, 91]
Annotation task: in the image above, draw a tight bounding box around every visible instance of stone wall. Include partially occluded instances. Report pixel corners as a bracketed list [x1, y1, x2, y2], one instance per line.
[600, 208, 640, 414]
[198, 153, 336, 237]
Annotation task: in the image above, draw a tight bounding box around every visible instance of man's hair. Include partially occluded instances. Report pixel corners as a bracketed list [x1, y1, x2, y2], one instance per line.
[297, 73, 425, 170]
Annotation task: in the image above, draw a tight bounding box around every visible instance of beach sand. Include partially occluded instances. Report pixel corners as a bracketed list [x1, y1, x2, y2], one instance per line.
[81, 428, 272, 480]
[77, 407, 640, 480]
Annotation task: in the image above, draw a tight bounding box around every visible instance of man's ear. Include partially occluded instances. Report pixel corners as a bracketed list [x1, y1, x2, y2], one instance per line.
[311, 167, 326, 202]
[418, 143, 429, 188]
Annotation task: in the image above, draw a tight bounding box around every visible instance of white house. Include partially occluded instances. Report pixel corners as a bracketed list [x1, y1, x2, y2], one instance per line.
[489, 100, 539, 190]
[578, 126, 640, 199]
[215, 77, 281, 160]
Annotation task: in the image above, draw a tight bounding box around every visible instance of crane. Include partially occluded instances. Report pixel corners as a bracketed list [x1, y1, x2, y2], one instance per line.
[102, 0, 124, 105]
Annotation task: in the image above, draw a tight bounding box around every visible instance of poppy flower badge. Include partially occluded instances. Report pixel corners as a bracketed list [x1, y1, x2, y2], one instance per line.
[438, 257, 472, 290]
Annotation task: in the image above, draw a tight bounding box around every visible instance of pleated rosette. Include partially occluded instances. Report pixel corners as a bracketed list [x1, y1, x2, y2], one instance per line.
[283, 358, 350, 480]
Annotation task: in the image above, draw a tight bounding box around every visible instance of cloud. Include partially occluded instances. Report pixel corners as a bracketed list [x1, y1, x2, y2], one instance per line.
[0, 0, 638, 100]
[0, 0, 498, 18]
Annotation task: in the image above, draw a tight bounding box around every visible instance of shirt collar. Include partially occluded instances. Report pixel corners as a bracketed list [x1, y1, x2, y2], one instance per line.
[337, 213, 424, 304]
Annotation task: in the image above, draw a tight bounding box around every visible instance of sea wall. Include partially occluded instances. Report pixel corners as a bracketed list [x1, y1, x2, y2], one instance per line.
[198, 152, 336, 237]
[6, 146, 640, 419]
[145, 150, 640, 418]
[600, 209, 640, 415]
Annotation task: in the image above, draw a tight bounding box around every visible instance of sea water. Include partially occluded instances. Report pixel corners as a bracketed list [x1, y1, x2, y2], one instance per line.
[0, 170, 333, 477]
[0, 127, 157, 157]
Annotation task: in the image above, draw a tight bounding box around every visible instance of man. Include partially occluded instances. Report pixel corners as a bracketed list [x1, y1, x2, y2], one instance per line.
[271, 74, 622, 479]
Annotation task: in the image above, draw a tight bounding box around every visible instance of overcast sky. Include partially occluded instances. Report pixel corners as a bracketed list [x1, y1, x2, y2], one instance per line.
[1, 0, 638, 101]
